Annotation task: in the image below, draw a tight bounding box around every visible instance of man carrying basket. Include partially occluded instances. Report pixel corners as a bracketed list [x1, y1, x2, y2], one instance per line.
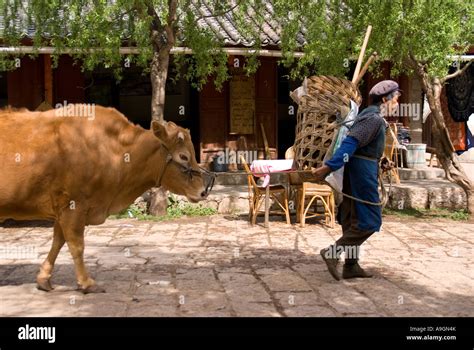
[311, 80, 401, 280]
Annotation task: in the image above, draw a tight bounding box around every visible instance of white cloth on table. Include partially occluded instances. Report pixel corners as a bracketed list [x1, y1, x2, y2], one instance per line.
[250, 159, 294, 187]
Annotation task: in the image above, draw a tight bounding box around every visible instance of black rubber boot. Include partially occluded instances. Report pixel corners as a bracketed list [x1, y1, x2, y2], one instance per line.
[342, 262, 373, 279]
[320, 247, 340, 281]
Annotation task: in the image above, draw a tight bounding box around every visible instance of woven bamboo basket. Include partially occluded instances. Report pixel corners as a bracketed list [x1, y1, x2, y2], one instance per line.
[291, 76, 362, 179]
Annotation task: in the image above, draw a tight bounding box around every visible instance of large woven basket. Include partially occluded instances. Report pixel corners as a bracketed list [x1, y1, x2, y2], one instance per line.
[292, 76, 362, 177]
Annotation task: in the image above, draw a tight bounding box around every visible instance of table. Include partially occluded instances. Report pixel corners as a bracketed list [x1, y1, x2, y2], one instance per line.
[250, 159, 295, 228]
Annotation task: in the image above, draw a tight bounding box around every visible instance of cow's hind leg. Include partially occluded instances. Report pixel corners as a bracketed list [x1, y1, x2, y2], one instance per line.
[37, 221, 65, 291]
[60, 211, 105, 294]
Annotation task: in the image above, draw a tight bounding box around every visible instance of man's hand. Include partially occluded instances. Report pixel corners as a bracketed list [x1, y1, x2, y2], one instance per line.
[311, 165, 331, 182]
[380, 156, 394, 172]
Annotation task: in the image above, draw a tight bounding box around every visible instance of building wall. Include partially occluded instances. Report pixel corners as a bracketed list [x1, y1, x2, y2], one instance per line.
[53, 55, 85, 105]
[199, 57, 278, 166]
[199, 75, 229, 164]
[7, 56, 44, 110]
[277, 65, 300, 159]
[6, 55, 85, 110]
[0, 71, 7, 107]
[255, 57, 278, 156]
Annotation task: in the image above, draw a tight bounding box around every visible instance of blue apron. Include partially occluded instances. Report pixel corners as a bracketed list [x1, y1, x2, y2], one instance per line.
[345, 155, 382, 232]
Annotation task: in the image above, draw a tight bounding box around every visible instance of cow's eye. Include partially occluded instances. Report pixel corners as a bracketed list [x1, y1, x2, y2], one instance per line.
[179, 154, 189, 162]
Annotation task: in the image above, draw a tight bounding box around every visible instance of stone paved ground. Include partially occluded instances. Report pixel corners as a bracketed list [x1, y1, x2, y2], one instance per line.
[0, 215, 472, 317]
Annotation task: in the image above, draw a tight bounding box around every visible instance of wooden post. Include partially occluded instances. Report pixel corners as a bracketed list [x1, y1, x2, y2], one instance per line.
[265, 184, 270, 228]
[44, 54, 53, 105]
[352, 25, 372, 83]
[354, 52, 378, 86]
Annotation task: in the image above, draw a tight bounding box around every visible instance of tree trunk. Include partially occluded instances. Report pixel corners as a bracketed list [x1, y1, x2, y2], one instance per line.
[147, 49, 171, 216]
[144, 13, 174, 215]
[148, 187, 168, 217]
[146, 1, 177, 216]
[150, 49, 171, 122]
[418, 75, 474, 214]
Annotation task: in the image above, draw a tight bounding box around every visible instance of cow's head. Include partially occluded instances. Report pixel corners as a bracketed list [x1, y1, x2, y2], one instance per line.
[151, 121, 215, 203]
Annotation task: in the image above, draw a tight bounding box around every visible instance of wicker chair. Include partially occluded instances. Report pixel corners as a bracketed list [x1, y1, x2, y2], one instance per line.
[240, 156, 291, 226]
[285, 147, 335, 228]
[296, 182, 335, 228]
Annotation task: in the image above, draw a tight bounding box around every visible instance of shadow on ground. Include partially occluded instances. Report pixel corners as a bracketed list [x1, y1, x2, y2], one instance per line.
[0, 215, 473, 317]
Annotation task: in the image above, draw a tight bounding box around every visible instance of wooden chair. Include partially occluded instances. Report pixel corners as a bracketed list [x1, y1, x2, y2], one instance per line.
[296, 182, 335, 228]
[285, 147, 335, 228]
[384, 123, 401, 184]
[240, 156, 291, 226]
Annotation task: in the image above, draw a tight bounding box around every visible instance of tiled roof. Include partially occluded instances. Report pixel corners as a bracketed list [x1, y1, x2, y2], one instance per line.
[0, 1, 306, 48]
[189, 1, 305, 47]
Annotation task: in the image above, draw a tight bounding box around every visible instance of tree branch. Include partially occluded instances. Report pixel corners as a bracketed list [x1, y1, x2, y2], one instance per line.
[145, 1, 167, 50]
[166, 0, 178, 47]
[441, 60, 473, 84]
[112, 7, 137, 23]
[168, 0, 178, 26]
[407, 53, 430, 92]
[146, 1, 164, 32]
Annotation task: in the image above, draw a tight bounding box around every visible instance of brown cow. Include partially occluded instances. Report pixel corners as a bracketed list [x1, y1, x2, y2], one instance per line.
[0, 105, 214, 293]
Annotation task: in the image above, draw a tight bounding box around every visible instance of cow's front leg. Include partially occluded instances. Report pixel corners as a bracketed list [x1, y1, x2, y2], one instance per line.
[36, 221, 65, 291]
[60, 210, 105, 294]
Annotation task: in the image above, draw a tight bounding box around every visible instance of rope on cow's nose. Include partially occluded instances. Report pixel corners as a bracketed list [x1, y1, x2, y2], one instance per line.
[200, 166, 216, 193]
[158, 144, 216, 190]
[208, 172, 216, 192]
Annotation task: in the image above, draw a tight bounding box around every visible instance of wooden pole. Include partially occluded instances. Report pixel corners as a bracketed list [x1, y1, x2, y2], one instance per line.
[260, 123, 271, 160]
[354, 51, 378, 86]
[352, 25, 372, 83]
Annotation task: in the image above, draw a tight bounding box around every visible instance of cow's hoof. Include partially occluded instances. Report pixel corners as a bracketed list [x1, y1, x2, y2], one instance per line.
[82, 284, 106, 294]
[37, 279, 54, 292]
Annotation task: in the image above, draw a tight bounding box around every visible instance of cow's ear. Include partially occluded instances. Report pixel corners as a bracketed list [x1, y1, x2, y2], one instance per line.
[151, 121, 173, 148]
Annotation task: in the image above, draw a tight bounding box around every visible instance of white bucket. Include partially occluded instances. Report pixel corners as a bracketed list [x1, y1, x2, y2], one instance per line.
[406, 143, 426, 168]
